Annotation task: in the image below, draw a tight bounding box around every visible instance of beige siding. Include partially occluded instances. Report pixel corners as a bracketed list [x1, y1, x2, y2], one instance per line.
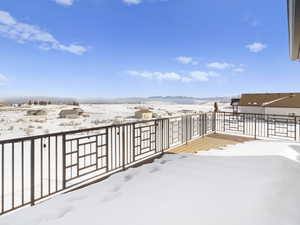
[135, 111, 153, 119]
[265, 107, 300, 116]
[239, 106, 300, 116]
[239, 106, 265, 114]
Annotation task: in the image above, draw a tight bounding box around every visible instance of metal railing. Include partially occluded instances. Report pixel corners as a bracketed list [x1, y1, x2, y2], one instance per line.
[215, 112, 300, 141]
[1, 111, 300, 216]
[0, 113, 214, 215]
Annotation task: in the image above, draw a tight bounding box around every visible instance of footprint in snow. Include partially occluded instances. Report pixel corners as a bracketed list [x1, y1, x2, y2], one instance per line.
[124, 173, 136, 182]
[36, 206, 73, 223]
[54, 206, 73, 220]
[160, 159, 170, 165]
[67, 195, 87, 202]
[111, 185, 122, 192]
[100, 192, 121, 203]
[149, 167, 160, 173]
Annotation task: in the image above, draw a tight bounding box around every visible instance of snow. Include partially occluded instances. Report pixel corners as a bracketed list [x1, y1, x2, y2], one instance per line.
[2, 139, 300, 225]
[0, 102, 230, 140]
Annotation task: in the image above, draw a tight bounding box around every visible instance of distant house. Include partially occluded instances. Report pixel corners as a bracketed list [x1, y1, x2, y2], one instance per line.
[26, 109, 47, 116]
[239, 93, 300, 116]
[73, 108, 84, 115]
[135, 109, 153, 120]
[59, 109, 81, 119]
[0, 102, 10, 107]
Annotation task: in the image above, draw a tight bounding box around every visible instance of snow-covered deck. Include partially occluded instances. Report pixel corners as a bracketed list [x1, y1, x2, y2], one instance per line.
[2, 140, 300, 225]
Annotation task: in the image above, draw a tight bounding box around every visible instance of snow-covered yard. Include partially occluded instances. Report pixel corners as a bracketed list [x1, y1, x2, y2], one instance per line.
[2, 140, 300, 225]
[0, 102, 230, 140]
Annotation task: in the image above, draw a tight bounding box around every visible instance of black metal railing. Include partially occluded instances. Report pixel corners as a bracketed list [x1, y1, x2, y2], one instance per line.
[0, 113, 214, 215]
[1, 111, 300, 216]
[215, 112, 300, 141]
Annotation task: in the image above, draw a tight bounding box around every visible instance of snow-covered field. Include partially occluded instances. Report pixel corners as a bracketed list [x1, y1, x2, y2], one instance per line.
[2, 139, 300, 225]
[0, 102, 230, 140]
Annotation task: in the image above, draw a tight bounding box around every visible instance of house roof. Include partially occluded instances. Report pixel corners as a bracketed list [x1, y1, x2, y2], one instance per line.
[59, 109, 79, 115]
[136, 109, 152, 113]
[288, 0, 300, 61]
[240, 93, 300, 108]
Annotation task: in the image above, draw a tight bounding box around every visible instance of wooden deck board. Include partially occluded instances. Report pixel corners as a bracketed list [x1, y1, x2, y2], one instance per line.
[168, 133, 253, 154]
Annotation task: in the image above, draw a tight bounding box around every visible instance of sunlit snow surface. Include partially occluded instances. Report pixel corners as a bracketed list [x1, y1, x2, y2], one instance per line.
[2, 140, 300, 225]
[0, 102, 230, 140]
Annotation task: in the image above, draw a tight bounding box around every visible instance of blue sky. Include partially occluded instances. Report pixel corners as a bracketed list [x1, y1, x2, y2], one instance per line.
[0, 0, 298, 98]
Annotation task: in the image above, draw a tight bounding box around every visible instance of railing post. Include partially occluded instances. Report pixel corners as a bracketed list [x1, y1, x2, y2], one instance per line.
[202, 114, 206, 136]
[267, 115, 269, 138]
[106, 127, 109, 172]
[122, 126, 126, 170]
[188, 115, 190, 141]
[213, 112, 216, 133]
[182, 116, 187, 144]
[158, 119, 164, 154]
[161, 120, 164, 151]
[62, 134, 66, 190]
[294, 116, 297, 141]
[198, 115, 201, 137]
[205, 114, 207, 134]
[167, 118, 170, 149]
[254, 114, 257, 139]
[187, 116, 189, 141]
[223, 112, 226, 132]
[243, 114, 245, 135]
[154, 120, 159, 154]
[30, 139, 35, 206]
[159, 119, 164, 152]
[298, 117, 300, 141]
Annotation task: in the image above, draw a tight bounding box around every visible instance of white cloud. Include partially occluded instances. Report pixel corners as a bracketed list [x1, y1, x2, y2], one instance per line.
[246, 42, 267, 53]
[0, 11, 16, 25]
[54, 0, 74, 6]
[181, 77, 193, 83]
[176, 56, 193, 64]
[175, 56, 198, 65]
[176, 56, 192, 64]
[233, 68, 245, 73]
[156, 72, 181, 80]
[207, 62, 235, 70]
[0, 10, 87, 55]
[127, 71, 182, 81]
[207, 62, 246, 73]
[190, 71, 219, 81]
[0, 73, 8, 85]
[123, 0, 142, 5]
[56, 44, 87, 55]
[128, 70, 220, 82]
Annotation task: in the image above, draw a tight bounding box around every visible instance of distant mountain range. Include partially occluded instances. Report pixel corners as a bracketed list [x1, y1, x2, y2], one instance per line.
[1, 96, 236, 104]
[78, 96, 233, 104]
[148, 96, 234, 104]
